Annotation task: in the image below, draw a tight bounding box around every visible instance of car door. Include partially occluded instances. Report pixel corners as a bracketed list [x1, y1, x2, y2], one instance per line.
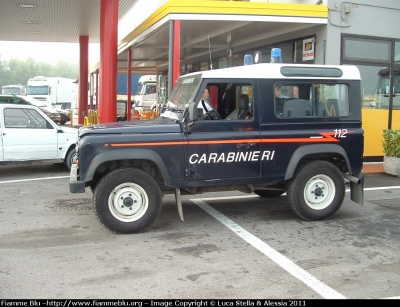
[1, 106, 59, 160]
[186, 81, 261, 181]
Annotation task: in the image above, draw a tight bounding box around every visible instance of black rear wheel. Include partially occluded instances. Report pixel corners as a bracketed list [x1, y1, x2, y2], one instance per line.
[287, 160, 345, 221]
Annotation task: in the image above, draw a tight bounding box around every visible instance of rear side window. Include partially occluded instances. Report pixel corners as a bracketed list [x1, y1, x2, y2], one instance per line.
[274, 83, 350, 118]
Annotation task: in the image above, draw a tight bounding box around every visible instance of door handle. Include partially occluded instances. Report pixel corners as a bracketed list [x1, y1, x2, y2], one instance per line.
[237, 143, 255, 149]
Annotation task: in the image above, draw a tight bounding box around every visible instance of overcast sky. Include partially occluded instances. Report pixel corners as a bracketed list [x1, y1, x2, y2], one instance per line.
[0, 41, 100, 65]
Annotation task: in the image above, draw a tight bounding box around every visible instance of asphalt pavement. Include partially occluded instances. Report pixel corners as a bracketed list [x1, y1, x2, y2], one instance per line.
[0, 161, 399, 299]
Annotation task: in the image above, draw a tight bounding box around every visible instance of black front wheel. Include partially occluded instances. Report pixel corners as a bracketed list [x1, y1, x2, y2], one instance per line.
[93, 167, 162, 234]
[65, 148, 77, 170]
[287, 160, 345, 221]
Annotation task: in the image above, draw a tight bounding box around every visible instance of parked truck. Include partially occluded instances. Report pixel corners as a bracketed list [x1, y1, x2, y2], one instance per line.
[26, 76, 75, 110]
[1, 84, 26, 95]
[133, 75, 157, 112]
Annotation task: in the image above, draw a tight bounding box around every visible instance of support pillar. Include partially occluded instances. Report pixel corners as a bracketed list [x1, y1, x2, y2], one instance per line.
[127, 48, 132, 121]
[172, 20, 180, 89]
[95, 69, 99, 109]
[89, 73, 94, 110]
[78, 35, 89, 125]
[167, 21, 174, 97]
[99, 0, 118, 123]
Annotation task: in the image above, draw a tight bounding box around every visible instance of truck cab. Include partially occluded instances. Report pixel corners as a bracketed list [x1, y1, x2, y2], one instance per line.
[26, 76, 75, 110]
[133, 75, 157, 113]
[1, 84, 26, 95]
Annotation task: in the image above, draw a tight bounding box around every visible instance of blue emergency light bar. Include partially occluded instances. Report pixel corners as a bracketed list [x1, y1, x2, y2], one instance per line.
[270, 48, 282, 63]
[244, 54, 253, 65]
[244, 48, 282, 65]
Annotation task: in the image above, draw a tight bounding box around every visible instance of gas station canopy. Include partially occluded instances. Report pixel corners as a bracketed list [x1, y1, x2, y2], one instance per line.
[0, 0, 327, 75]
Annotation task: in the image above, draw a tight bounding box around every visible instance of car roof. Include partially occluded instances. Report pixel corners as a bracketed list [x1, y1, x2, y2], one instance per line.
[0, 94, 50, 107]
[183, 63, 361, 80]
[0, 103, 39, 109]
[0, 102, 57, 120]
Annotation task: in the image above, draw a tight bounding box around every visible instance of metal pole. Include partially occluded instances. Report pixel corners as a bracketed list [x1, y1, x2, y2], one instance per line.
[168, 20, 174, 99]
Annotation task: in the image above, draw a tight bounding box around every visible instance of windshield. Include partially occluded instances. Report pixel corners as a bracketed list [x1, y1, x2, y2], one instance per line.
[2, 88, 21, 94]
[136, 84, 143, 95]
[27, 86, 49, 95]
[160, 74, 202, 121]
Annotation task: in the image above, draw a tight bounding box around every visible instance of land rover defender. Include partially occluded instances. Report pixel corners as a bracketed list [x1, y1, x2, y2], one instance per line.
[70, 56, 364, 234]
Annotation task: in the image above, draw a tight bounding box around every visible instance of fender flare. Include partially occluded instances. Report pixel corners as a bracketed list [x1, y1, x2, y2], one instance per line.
[84, 148, 171, 186]
[284, 144, 351, 180]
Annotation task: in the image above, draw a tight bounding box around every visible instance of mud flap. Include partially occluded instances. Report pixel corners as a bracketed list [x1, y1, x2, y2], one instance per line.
[350, 171, 364, 205]
[175, 188, 184, 221]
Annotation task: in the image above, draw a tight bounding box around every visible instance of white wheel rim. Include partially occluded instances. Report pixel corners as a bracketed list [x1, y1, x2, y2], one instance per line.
[303, 174, 335, 210]
[108, 183, 148, 222]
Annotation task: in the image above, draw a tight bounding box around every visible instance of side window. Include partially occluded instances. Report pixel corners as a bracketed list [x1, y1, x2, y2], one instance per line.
[4, 108, 49, 129]
[146, 84, 156, 94]
[275, 83, 350, 118]
[199, 82, 253, 120]
[313, 84, 350, 117]
[4, 108, 30, 127]
[10, 97, 22, 104]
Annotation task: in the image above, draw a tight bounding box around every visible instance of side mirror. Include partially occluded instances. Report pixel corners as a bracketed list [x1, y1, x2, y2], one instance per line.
[188, 102, 198, 126]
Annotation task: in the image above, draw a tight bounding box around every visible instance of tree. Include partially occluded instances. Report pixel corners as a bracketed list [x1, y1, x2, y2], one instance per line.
[0, 55, 78, 88]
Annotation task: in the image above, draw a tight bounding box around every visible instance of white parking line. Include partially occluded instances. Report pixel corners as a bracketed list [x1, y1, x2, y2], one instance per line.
[363, 186, 400, 191]
[193, 187, 400, 299]
[192, 198, 346, 299]
[0, 176, 69, 184]
[1, 174, 399, 298]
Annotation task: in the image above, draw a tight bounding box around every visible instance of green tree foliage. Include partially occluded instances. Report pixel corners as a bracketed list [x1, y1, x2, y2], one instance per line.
[0, 55, 78, 88]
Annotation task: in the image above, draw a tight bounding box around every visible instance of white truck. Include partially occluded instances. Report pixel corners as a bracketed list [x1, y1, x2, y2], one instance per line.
[1, 84, 26, 95]
[26, 76, 75, 110]
[133, 75, 157, 112]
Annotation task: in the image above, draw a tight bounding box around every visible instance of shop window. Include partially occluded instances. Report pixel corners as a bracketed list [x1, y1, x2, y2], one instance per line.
[343, 36, 391, 63]
[218, 57, 228, 69]
[277, 41, 293, 63]
[395, 41, 400, 64]
[200, 61, 209, 71]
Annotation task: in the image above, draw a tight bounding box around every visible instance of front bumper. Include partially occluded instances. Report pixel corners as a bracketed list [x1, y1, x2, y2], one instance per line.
[69, 163, 85, 193]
